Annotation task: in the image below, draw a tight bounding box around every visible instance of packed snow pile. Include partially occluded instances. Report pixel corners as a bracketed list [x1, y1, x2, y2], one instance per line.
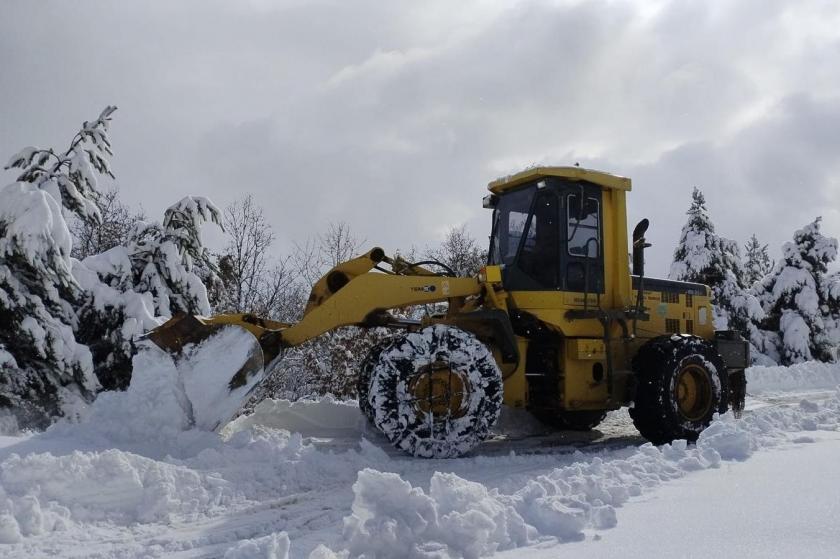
[47, 346, 209, 459]
[223, 532, 291, 559]
[338, 469, 533, 559]
[225, 396, 366, 439]
[0, 449, 230, 538]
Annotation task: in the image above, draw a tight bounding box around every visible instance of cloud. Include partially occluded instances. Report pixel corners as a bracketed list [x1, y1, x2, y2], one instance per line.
[618, 92, 840, 275]
[1, 0, 839, 274]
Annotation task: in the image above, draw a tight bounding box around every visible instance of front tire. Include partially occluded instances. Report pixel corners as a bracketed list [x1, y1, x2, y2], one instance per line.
[368, 325, 503, 458]
[630, 336, 729, 445]
[357, 342, 388, 423]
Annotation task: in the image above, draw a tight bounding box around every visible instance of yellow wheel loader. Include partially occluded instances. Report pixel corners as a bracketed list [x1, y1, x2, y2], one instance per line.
[148, 166, 749, 458]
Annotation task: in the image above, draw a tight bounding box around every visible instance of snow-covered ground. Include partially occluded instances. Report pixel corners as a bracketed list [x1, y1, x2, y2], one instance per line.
[1, 346, 839, 558]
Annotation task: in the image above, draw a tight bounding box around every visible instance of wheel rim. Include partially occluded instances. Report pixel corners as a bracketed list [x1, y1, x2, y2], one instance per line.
[407, 361, 469, 419]
[674, 363, 713, 421]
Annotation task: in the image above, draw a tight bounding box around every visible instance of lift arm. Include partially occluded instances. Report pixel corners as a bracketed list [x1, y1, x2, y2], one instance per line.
[147, 247, 482, 364]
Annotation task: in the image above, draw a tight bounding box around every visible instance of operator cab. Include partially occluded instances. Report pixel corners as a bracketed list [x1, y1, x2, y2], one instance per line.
[485, 167, 630, 293]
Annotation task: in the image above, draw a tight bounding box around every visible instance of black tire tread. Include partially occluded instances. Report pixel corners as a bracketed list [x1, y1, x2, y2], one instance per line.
[357, 342, 389, 423]
[630, 335, 729, 445]
[368, 325, 503, 458]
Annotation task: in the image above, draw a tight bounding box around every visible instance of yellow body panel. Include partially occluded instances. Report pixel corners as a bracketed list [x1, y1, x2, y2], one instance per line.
[562, 355, 609, 410]
[631, 288, 715, 341]
[481, 265, 503, 283]
[609, 190, 633, 307]
[500, 338, 529, 408]
[494, 285, 715, 410]
[569, 339, 606, 360]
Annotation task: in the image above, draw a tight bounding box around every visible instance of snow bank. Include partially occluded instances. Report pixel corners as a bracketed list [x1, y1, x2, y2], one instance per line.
[187, 427, 391, 505]
[338, 440, 721, 557]
[45, 345, 218, 459]
[747, 361, 840, 394]
[328, 390, 840, 557]
[0, 449, 230, 527]
[3, 338, 840, 557]
[0, 343, 248, 541]
[0, 338, 386, 551]
[46, 327, 267, 458]
[343, 469, 531, 559]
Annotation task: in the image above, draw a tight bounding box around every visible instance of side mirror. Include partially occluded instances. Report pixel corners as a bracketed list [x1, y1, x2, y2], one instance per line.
[576, 184, 586, 220]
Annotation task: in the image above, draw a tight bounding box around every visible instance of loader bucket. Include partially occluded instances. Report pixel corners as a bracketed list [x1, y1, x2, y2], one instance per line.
[145, 313, 267, 394]
[173, 326, 267, 431]
[146, 313, 227, 355]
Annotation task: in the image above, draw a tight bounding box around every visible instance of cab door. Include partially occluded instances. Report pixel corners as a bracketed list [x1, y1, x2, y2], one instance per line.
[496, 187, 561, 291]
[562, 184, 605, 299]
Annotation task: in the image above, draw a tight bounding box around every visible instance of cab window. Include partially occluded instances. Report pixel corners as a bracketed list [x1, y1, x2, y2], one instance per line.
[567, 194, 600, 258]
[489, 185, 535, 265]
[518, 192, 559, 288]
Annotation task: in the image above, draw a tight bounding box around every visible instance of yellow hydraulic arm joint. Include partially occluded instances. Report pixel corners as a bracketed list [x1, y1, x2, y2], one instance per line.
[303, 247, 449, 315]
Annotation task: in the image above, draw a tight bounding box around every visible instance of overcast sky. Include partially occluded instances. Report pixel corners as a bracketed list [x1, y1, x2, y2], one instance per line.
[2, 0, 839, 275]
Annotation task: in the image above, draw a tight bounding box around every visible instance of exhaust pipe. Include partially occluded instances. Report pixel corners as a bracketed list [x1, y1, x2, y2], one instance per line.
[631, 219, 651, 338]
[632, 219, 650, 276]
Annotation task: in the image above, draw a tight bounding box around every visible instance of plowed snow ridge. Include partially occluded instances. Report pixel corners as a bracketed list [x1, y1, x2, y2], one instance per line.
[746, 361, 840, 393]
[0, 345, 838, 558]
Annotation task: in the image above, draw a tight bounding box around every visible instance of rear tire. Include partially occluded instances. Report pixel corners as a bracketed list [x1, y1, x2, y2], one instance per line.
[368, 325, 503, 458]
[630, 336, 729, 445]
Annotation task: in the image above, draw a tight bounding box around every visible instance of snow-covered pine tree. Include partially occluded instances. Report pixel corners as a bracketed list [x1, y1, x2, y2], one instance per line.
[670, 188, 723, 284]
[743, 234, 774, 287]
[0, 186, 98, 428]
[71, 184, 155, 390]
[129, 196, 222, 317]
[72, 247, 159, 391]
[73, 196, 223, 390]
[669, 187, 763, 335]
[0, 107, 118, 428]
[712, 238, 765, 339]
[5, 106, 117, 226]
[753, 218, 840, 364]
[823, 270, 840, 362]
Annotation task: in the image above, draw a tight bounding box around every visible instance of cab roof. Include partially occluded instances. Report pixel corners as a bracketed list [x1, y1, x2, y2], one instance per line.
[487, 166, 631, 194]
